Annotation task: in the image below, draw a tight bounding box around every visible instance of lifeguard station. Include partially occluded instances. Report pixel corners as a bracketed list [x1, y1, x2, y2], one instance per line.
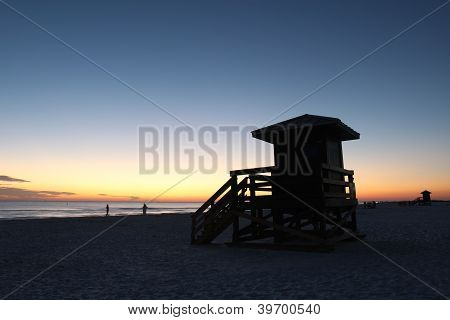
[191, 114, 362, 250]
[419, 190, 432, 206]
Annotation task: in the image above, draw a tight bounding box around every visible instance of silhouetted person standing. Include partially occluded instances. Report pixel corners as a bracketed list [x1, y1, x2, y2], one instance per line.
[142, 203, 148, 215]
[106, 204, 110, 216]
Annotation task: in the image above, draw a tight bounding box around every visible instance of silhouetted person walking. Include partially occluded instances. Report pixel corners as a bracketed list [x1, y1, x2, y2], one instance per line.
[142, 203, 148, 215]
[106, 204, 109, 216]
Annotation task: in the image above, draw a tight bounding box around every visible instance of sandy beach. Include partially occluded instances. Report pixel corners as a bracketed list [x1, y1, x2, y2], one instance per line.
[0, 204, 449, 299]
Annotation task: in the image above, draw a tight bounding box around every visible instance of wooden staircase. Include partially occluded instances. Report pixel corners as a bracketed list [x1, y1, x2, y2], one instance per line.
[191, 164, 361, 247]
[191, 176, 248, 244]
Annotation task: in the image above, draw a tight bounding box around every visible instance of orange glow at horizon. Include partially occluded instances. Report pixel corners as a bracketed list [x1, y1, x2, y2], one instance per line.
[1, 165, 449, 202]
[1, 141, 449, 202]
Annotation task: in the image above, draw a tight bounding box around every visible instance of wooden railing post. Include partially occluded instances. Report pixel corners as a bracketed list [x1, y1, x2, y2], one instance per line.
[348, 174, 357, 231]
[249, 175, 257, 235]
[191, 213, 196, 244]
[230, 174, 239, 243]
[348, 174, 356, 199]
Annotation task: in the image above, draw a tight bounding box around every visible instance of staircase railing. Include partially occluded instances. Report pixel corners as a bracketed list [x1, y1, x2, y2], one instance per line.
[191, 177, 232, 243]
[191, 177, 249, 244]
[192, 164, 357, 244]
[321, 164, 356, 200]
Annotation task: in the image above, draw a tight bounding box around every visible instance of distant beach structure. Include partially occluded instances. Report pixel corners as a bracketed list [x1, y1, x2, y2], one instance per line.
[363, 201, 377, 209]
[398, 190, 432, 206]
[192, 114, 363, 250]
[420, 190, 432, 205]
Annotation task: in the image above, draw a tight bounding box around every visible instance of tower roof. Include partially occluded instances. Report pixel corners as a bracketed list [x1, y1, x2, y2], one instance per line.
[251, 114, 360, 144]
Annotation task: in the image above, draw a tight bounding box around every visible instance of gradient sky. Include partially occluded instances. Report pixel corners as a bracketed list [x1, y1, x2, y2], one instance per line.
[1, 0, 449, 201]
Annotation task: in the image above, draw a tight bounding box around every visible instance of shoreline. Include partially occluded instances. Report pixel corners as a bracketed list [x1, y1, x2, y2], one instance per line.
[0, 211, 194, 222]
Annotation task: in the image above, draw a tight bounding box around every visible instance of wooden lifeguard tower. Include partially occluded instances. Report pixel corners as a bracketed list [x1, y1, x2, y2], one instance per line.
[420, 190, 432, 205]
[191, 114, 362, 250]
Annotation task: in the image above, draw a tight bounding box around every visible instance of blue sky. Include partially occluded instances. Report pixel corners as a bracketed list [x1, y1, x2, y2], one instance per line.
[1, 0, 449, 200]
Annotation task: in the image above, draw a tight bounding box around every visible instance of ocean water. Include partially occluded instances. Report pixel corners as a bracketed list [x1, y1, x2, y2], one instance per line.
[0, 201, 201, 220]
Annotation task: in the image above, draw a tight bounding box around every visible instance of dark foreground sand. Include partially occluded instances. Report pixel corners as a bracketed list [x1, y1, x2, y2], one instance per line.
[0, 205, 449, 299]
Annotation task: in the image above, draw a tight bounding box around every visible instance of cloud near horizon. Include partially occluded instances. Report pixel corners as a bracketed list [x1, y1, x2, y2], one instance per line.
[0, 187, 76, 200]
[98, 193, 140, 200]
[0, 175, 30, 183]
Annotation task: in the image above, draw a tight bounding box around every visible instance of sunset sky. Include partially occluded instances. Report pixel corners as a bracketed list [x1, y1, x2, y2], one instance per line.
[1, 0, 449, 202]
